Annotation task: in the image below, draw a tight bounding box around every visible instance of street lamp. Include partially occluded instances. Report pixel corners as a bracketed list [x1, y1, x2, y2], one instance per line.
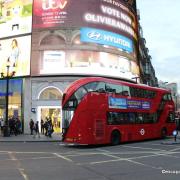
[1, 58, 15, 137]
[132, 76, 140, 83]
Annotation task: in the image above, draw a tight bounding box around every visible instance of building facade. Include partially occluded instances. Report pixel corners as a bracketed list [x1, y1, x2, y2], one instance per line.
[0, 0, 157, 134]
[137, 9, 158, 87]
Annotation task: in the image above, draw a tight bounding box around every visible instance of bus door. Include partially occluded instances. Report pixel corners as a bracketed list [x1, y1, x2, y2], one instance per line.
[94, 119, 105, 143]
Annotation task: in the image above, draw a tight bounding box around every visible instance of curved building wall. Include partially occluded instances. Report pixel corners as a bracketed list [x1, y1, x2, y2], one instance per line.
[32, 0, 139, 79]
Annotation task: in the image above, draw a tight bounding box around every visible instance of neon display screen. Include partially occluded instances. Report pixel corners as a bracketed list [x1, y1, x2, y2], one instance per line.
[33, 0, 137, 40]
[0, 36, 31, 77]
[0, 0, 33, 38]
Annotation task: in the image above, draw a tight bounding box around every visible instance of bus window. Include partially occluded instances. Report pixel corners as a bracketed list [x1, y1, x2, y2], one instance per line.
[168, 94, 172, 100]
[167, 112, 175, 123]
[62, 110, 74, 129]
[74, 87, 87, 103]
[105, 83, 123, 94]
[130, 87, 156, 99]
[105, 84, 116, 93]
[144, 113, 157, 123]
[84, 82, 106, 93]
[164, 93, 172, 101]
[122, 85, 130, 96]
[107, 112, 135, 125]
[136, 113, 143, 124]
[129, 113, 136, 123]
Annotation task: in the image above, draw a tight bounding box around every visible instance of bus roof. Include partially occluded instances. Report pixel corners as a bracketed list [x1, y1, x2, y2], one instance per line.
[64, 77, 171, 100]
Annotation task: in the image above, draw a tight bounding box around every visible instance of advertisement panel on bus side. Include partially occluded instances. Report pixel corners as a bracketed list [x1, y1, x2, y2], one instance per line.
[109, 97, 151, 110]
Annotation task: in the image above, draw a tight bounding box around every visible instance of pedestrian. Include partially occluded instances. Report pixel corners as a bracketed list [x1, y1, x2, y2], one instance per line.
[34, 121, 40, 138]
[41, 119, 45, 134]
[15, 117, 21, 135]
[0, 118, 2, 135]
[44, 117, 49, 136]
[29, 119, 34, 135]
[173, 129, 178, 142]
[1, 119, 4, 136]
[47, 120, 54, 138]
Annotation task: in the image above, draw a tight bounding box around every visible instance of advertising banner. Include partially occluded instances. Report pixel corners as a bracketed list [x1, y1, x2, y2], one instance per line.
[80, 27, 133, 53]
[0, 0, 33, 38]
[33, 0, 137, 40]
[109, 97, 151, 110]
[109, 97, 127, 109]
[0, 79, 22, 96]
[40, 50, 65, 74]
[0, 35, 31, 76]
[32, 0, 139, 79]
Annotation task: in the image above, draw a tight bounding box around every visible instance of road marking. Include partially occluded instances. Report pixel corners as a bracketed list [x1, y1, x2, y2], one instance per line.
[84, 151, 180, 167]
[154, 153, 180, 159]
[97, 149, 121, 159]
[146, 143, 180, 148]
[8, 152, 29, 180]
[126, 159, 162, 170]
[122, 145, 167, 151]
[53, 153, 73, 162]
[18, 168, 29, 180]
[169, 147, 180, 152]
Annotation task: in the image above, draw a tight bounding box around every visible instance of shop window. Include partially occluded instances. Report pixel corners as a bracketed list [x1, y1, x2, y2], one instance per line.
[39, 87, 62, 100]
[0, 79, 22, 122]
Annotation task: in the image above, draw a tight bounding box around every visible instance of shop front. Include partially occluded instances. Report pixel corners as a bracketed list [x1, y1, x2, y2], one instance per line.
[0, 79, 23, 133]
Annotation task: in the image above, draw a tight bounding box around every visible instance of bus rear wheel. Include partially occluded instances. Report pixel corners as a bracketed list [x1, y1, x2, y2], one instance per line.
[111, 130, 120, 145]
[161, 128, 167, 139]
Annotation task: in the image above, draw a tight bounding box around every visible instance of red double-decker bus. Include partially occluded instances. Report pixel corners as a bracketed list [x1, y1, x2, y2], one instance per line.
[62, 77, 176, 145]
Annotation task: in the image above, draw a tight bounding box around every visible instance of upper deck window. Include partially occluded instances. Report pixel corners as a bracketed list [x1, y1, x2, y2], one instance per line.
[130, 87, 156, 99]
[105, 83, 130, 96]
[163, 93, 172, 101]
[64, 81, 106, 109]
[84, 82, 106, 93]
[63, 80, 157, 110]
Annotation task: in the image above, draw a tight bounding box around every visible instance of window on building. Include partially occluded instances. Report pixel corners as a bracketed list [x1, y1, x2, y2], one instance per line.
[39, 87, 62, 100]
[40, 34, 65, 46]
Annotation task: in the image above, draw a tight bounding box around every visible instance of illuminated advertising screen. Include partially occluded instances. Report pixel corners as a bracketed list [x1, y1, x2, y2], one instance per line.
[33, 0, 137, 40]
[80, 27, 133, 53]
[0, 35, 31, 76]
[31, 49, 139, 79]
[32, 0, 139, 79]
[0, 0, 33, 38]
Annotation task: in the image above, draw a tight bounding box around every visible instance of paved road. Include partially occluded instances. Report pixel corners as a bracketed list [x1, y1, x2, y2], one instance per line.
[0, 138, 180, 180]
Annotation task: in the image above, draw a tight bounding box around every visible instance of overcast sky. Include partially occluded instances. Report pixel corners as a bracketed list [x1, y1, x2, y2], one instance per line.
[136, 0, 180, 92]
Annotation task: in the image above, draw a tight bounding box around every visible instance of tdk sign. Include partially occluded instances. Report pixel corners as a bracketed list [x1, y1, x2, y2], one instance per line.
[80, 27, 133, 53]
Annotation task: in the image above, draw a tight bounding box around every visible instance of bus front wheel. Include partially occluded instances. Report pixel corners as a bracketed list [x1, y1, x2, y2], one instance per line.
[161, 128, 167, 139]
[111, 130, 120, 145]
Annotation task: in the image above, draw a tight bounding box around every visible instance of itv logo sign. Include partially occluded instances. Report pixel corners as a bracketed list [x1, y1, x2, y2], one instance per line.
[80, 27, 133, 53]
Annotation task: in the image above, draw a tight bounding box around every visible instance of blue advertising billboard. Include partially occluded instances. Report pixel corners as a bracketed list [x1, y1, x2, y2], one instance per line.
[81, 27, 133, 53]
[109, 97, 151, 110]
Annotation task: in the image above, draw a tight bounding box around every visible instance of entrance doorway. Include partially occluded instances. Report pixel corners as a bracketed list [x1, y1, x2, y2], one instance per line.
[38, 106, 62, 133]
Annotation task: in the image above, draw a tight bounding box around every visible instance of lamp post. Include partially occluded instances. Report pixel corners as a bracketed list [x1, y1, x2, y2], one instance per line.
[1, 58, 15, 137]
[132, 77, 140, 83]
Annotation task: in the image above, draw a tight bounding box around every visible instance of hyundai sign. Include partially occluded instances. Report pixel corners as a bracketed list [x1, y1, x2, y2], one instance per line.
[81, 27, 133, 53]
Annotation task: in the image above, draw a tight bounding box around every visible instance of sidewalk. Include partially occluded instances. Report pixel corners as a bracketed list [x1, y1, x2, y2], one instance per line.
[0, 133, 62, 142]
